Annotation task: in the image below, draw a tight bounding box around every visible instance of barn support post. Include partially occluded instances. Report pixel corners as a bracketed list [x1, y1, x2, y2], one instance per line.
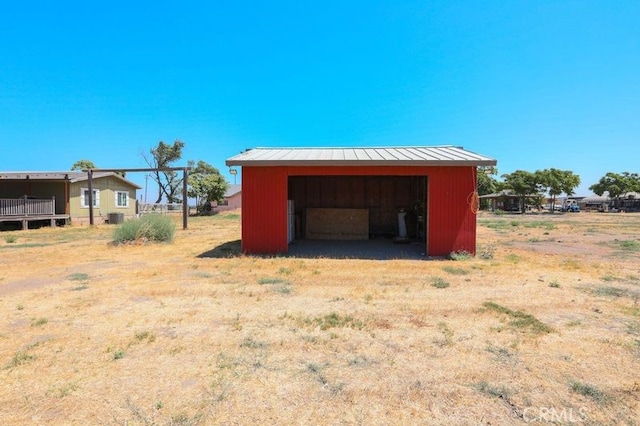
[182, 167, 188, 230]
[88, 170, 94, 226]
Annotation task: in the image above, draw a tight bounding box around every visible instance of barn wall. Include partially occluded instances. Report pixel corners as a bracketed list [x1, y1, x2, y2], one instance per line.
[241, 167, 288, 254]
[427, 166, 477, 256]
[241, 165, 477, 256]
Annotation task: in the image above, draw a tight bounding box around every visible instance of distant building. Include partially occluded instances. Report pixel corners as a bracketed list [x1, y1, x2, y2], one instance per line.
[0, 171, 140, 229]
[214, 184, 241, 212]
[479, 190, 525, 212]
[226, 146, 497, 256]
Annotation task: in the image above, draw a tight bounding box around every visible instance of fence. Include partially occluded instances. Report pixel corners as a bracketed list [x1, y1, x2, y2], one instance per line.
[138, 203, 183, 215]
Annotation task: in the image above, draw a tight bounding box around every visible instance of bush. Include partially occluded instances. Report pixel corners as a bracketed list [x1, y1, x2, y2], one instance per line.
[431, 277, 450, 289]
[113, 214, 175, 244]
[449, 250, 472, 261]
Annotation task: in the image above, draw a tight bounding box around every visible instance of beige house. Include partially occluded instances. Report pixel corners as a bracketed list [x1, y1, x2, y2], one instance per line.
[0, 172, 140, 229]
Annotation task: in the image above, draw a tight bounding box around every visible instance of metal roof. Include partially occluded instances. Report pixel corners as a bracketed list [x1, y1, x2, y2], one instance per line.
[224, 184, 242, 197]
[226, 146, 497, 167]
[0, 171, 141, 189]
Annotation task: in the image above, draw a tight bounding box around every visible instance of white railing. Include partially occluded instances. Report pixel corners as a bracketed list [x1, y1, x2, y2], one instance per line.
[138, 203, 183, 215]
[0, 198, 55, 216]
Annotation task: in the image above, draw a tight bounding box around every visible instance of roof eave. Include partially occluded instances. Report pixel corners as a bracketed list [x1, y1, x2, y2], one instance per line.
[225, 159, 497, 167]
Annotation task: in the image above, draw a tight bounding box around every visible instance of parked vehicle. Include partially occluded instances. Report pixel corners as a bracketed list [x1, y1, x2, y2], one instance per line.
[563, 204, 580, 212]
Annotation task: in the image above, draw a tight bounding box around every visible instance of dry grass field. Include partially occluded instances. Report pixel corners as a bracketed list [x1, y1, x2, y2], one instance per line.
[1, 211, 639, 425]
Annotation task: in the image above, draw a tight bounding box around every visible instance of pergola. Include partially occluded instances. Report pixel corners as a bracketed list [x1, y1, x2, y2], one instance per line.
[84, 167, 190, 229]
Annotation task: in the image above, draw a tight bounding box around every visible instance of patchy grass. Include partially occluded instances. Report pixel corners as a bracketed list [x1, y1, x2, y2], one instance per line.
[442, 266, 469, 276]
[302, 313, 366, 330]
[482, 301, 554, 335]
[4, 350, 35, 370]
[68, 273, 89, 281]
[570, 381, 609, 404]
[1, 212, 640, 424]
[523, 220, 555, 230]
[473, 380, 512, 399]
[430, 276, 450, 289]
[619, 240, 640, 251]
[0, 242, 50, 249]
[258, 277, 287, 285]
[30, 317, 48, 327]
[592, 286, 631, 298]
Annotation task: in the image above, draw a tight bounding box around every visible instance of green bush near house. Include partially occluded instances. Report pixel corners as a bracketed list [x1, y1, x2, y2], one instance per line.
[113, 214, 175, 244]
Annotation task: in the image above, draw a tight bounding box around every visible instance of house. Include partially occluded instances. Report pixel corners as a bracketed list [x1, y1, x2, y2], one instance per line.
[225, 146, 497, 257]
[0, 171, 140, 229]
[479, 190, 523, 212]
[214, 184, 241, 212]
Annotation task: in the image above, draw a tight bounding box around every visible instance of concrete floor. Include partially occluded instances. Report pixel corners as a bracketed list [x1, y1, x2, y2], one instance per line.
[286, 238, 427, 260]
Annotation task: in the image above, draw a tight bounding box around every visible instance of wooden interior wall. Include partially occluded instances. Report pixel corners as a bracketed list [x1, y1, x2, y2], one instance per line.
[288, 176, 424, 238]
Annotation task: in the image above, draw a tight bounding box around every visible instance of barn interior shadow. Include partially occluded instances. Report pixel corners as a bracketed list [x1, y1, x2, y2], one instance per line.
[198, 238, 427, 260]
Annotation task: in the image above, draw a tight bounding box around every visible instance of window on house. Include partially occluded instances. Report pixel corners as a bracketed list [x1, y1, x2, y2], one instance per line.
[115, 191, 129, 208]
[81, 188, 100, 208]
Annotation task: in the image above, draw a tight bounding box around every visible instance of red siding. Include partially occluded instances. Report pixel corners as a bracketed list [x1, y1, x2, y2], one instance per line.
[240, 165, 477, 256]
[427, 166, 477, 256]
[241, 167, 288, 254]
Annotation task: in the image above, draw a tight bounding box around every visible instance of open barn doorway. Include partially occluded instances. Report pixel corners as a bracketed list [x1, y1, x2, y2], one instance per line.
[287, 176, 427, 258]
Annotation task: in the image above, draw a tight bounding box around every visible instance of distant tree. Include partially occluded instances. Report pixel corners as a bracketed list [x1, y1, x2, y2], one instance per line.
[501, 170, 541, 213]
[477, 166, 499, 210]
[187, 160, 228, 212]
[537, 168, 581, 213]
[142, 140, 185, 203]
[71, 159, 97, 171]
[477, 166, 498, 195]
[590, 172, 640, 203]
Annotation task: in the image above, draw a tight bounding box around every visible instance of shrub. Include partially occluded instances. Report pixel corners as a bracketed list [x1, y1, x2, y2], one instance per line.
[477, 243, 496, 259]
[570, 381, 608, 404]
[113, 214, 175, 244]
[449, 251, 472, 261]
[431, 277, 450, 289]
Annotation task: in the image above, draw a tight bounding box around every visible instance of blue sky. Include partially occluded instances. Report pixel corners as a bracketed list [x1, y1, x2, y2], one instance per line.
[1, 1, 638, 196]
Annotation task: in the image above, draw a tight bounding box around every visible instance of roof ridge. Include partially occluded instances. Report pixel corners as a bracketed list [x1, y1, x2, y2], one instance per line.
[249, 145, 459, 150]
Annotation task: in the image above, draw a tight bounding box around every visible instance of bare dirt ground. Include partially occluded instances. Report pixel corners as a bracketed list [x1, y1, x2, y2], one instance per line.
[0, 211, 639, 425]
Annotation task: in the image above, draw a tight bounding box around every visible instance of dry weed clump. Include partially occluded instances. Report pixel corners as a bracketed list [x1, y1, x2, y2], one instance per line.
[0, 211, 639, 424]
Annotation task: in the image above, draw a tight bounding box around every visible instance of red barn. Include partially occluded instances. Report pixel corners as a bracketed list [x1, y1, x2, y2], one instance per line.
[225, 146, 496, 257]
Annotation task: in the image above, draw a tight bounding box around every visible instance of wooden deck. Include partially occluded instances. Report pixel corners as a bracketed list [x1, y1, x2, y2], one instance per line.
[0, 198, 69, 229]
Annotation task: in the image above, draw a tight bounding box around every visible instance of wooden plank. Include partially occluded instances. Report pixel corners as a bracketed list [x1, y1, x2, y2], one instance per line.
[305, 208, 369, 240]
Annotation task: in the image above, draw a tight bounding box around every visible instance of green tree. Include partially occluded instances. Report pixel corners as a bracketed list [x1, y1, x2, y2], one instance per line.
[142, 140, 185, 203]
[501, 170, 541, 213]
[477, 166, 498, 195]
[537, 168, 581, 213]
[590, 172, 640, 203]
[71, 159, 97, 171]
[187, 160, 228, 212]
[477, 166, 499, 210]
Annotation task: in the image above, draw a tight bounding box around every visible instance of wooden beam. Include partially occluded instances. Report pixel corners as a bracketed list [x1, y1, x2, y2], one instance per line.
[88, 170, 94, 226]
[182, 167, 189, 230]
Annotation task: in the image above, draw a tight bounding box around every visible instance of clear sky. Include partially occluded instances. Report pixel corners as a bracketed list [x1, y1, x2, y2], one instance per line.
[1, 1, 638, 196]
